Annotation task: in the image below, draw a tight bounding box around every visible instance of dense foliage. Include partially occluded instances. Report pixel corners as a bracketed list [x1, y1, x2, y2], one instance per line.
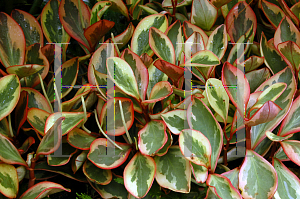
[0, 0, 300, 198]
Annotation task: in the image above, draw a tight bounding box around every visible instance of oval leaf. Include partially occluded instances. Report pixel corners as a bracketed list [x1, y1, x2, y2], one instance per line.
[83, 160, 112, 185]
[281, 140, 300, 166]
[161, 109, 186, 135]
[0, 164, 18, 198]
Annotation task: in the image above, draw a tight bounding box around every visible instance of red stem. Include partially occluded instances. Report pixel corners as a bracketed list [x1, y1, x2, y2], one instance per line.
[246, 125, 251, 150]
[28, 157, 37, 189]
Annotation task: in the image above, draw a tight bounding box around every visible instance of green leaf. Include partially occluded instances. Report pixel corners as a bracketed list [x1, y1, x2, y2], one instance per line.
[0, 118, 10, 139]
[107, 57, 140, 100]
[273, 158, 300, 199]
[36, 117, 64, 156]
[0, 12, 25, 68]
[83, 160, 112, 185]
[239, 150, 277, 199]
[143, 81, 173, 104]
[67, 128, 96, 150]
[246, 68, 271, 93]
[19, 181, 70, 199]
[161, 109, 186, 135]
[149, 27, 175, 64]
[21, 87, 52, 113]
[47, 142, 77, 166]
[187, 97, 223, 172]
[11, 9, 43, 47]
[261, 0, 285, 28]
[90, 1, 112, 25]
[191, 163, 208, 183]
[27, 108, 50, 136]
[7, 64, 44, 79]
[206, 78, 229, 123]
[281, 140, 300, 166]
[131, 14, 168, 56]
[0, 75, 21, 121]
[179, 129, 211, 167]
[244, 56, 265, 73]
[166, 20, 183, 64]
[138, 120, 167, 156]
[147, 61, 168, 99]
[88, 138, 132, 169]
[266, 130, 290, 142]
[156, 129, 172, 156]
[274, 147, 289, 161]
[124, 153, 156, 198]
[207, 174, 242, 199]
[183, 21, 208, 43]
[221, 168, 239, 190]
[206, 24, 228, 60]
[154, 146, 191, 193]
[191, 0, 217, 30]
[0, 164, 18, 198]
[185, 50, 220, 67]
[277, 41, 300, 72]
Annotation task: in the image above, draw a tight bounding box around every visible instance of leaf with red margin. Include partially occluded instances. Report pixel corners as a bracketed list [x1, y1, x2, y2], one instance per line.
[166, 20, 183, 64]
[41, 44, 55, 64]
[84, 20, 114, 50]
[273, 158, 300, 198]
[27, 108, 50, 136]
[142, 81, 173, 104]
[211, 0, 231, 8]
[187, 97, 223, 172]
[221, 168, 239, 190]
[207, 24, 228, 60]
[7, 64, 44, 78]
[23, 43, 49, 88]
[121, 48, 149, 101]
[90, 1, 111, 25]
[21, 87, 52, 113]
[0, 163, 19, 198]
[88, 138, 132, 169]
[109, 0, 130, 20]
[161, 109, 186, 135]
[153, 59, 184, 85]
[251, 67, 296, 149]
[222, 62, 250, 118]
[15, 90, 28, 135]
[191, 163, 208, 183]
[242, 56, 265, 73]
[18, 137, 35, 154]
[45, 112, 91, 136]
[226, 1, 257, 43]
[67, 128, 96, 150]
[279, 95, 300, 136]
[47, 141, 77, 166]
[185, 32, 206, 56]
[281, 140, 300, 166]
[71, 150, 87, 173]
[59, 0, 91, 52]
[83, 160, 112, 185]
[245, 68, 271, 93]
[138, 120, 167, 156]
[277, 41, 300, 72]
[245, 101, 282, 126]
[114, 22, 135, 49]
[277, 0, 300, 27]
[124, 152, 156, 198]
[179, 129, 211, 168]
[184, 50, 220, 67]
[261, 0, 285, 28]
[36, 117, 64, 157]
[19, 181, 70, 199]
[191, 0, 217, 31]
[0, 74, 21, 121]
[274, 147, 289, 161]
[11, 9, 43, 47]
[183, 21, 208, 44]
[291, 1, 300, 21]
[156, 129, 172, 156]
[274, 16, 300, 49]
[0, 118, 10, 139]
[0, 12, 25, 68]
[207, 174, 242, 199]
[99, 97, 134, 136]
[149, 27, 176, 64]
[239, 150, 277, 199]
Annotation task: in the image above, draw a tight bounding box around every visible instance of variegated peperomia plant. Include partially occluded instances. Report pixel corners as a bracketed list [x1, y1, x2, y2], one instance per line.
[0, 0, 300, 198]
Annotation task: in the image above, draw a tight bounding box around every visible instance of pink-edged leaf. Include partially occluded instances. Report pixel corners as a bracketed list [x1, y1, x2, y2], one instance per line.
[0, 12, 25, 68]
[121, 48, 149, 100]
[36, 117, 64, 156]
[59, 0, 91, 52]
[183, 21, 208, 44]
[239, 150, 278, 199]
[47, 141, 77, 166]
[277, 0, 300, 27]
[0, 74, 21, 121]
[251, 67, 296, 149]
[281, 140, 300, 166]
[11, 9, 43, 47]
[124, 152, 156, 198]
[274, 147, 289, 161]
[279, 95, 300, 136]
[67, 128, 96, 150]
[27, 108, 50, 136]
[149, 27, 176, 64]
[138, 120, 167, 156]
[191, 163, 208, 183]
[273, 158, 300, 198]
[185, 32, 206, 56]
[99, 97, 134, 136]
[243, 56, 265, 73]
[261, 0, 285, 28]
[83, 160, 112, 185]
[84, 19, 114, 50]
[187, 97, 223, 172]
[179, 129, 211, 168]
[291, 1, 300, 21]
[114, 22, 135, 49]
[142, 81, 173, 104]
[265, 131, 291, 142]
[277, 41, 300, 72]
[245, 68, 271, 93]
[222, 62, 250, 117]
[88, 138, 132, 169]
[19, 181, 70, 199]
[18, 137, 35, 154]
[165, 20, 183, 64]
[161, 109, 186, 135]
[0, 163, 19, 198]
[153, 59, 184, 85]
[7, 64, 44, 78]
[206, 24, 228, 60]
[184, 50, 220, 67]
[207, 174, 242, 199]
[226, 1, 257, 43]
[15, 90, 28, 135]
[221, 168, 239, 190]
[274, 16, 300, 49]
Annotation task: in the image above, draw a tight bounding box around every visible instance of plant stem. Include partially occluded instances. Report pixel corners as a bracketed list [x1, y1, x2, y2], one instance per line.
[246, 125, 251, 150]
[54, 83, 62, 113]
[80, 96, 91, 133]
[111, 33, 121, 57]
[94, 109, 123, 150]
[38, 74, 54, 113]
[119, 100, 133, 144]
